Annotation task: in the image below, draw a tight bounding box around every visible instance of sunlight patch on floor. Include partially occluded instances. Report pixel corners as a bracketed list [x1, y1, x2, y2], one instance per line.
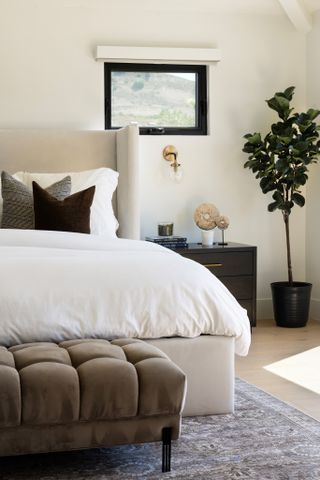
[264, 346, 320, 395]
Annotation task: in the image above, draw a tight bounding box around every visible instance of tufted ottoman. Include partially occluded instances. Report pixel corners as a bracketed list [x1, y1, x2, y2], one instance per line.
[0, 338, 186, 472]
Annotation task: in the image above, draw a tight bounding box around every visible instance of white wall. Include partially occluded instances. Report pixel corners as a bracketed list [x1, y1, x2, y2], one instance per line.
[0, 0, 308, 318]
[306, 10, 320, 320]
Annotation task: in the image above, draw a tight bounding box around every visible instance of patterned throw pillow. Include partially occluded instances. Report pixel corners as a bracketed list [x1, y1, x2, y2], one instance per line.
[33, 181, 95, 234]
[1, 171, 71, 229]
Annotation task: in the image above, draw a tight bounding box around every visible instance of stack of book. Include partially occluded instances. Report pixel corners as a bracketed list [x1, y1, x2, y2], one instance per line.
[145, 235, 188, 250]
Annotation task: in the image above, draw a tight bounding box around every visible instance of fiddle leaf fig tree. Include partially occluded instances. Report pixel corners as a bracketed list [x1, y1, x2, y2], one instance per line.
[243, 87, 320, 284]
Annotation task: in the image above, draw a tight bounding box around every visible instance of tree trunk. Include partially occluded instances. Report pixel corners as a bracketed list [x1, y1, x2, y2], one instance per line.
[283, 212, 293, 283]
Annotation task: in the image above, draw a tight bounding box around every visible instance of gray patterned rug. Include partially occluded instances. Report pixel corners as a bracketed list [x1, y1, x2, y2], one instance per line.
[1, 378, 320, 480]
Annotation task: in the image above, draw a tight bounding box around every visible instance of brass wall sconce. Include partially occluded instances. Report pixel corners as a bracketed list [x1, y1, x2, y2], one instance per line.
[162, 145, 182, 182]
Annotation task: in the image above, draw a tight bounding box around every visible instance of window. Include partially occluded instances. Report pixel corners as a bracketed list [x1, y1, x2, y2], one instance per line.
[104, 63, 207, 135]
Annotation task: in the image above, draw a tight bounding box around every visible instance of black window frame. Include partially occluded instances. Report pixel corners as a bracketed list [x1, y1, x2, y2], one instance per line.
[104, 62, 207, 135]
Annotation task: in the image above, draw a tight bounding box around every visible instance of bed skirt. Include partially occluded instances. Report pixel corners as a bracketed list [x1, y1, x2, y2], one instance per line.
[146, 335, 235, 416]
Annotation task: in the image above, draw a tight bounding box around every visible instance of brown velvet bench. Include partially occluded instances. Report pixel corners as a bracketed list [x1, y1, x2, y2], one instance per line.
[0, 338, 186, 473]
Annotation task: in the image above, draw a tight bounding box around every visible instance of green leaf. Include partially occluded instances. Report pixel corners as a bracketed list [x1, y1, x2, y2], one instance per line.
[246, 133, 262, 145]
[283, 86, 295, 100]
[268, 201, 279, 212]
[242, 144, 256, 154]
[276, 159, 292, 174]
[260, 176, 276, 193]
[275, 95, 290, 111]
[307, 108, 320, 121]
[293, 141, 309, 153]
[266, 94, 291, 120]
[292, 192, 305, 207]
[273, 190, 284, 203]
[266, 96, 281, 115]
[278, 136, 292, 145]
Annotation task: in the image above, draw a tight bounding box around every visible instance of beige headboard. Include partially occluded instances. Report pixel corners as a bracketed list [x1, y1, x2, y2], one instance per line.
[0, 125, 140, 239]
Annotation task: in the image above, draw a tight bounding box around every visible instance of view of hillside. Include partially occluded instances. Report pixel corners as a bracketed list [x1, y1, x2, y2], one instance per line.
[111, 71, 196, 127]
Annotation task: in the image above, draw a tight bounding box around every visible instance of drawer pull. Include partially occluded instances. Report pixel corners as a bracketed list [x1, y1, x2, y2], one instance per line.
[205, 263, 223, 268]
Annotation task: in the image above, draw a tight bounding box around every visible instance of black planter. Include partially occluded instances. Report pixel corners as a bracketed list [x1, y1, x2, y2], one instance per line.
[271, 281, 312, 328]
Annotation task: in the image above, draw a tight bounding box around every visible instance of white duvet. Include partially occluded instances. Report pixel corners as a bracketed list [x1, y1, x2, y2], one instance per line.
[0, 230, 251, 355]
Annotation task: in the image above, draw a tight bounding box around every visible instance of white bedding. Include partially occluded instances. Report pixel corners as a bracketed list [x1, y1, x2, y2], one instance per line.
[0, 230, 251, 355]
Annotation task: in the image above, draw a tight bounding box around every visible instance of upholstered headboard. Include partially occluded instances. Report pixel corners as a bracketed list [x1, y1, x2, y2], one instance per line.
[0, 125, 140, 239]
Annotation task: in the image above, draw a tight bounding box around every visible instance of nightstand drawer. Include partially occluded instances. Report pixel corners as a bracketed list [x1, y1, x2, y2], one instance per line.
[220, 276, 253, 300]
[185, 251, 254, 276]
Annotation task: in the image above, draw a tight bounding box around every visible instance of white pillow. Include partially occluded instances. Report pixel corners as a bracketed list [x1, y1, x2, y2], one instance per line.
[13, 168, 119, 237]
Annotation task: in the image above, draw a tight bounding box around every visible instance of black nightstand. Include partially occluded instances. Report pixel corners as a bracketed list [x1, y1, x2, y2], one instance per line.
[175, 242, 257, 326]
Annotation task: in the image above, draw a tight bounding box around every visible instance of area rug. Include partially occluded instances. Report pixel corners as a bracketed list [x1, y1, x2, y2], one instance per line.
[1, 378, 320, 480]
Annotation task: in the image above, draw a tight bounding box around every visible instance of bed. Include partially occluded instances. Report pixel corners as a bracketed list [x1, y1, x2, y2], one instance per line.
[0, 125, 251, 416]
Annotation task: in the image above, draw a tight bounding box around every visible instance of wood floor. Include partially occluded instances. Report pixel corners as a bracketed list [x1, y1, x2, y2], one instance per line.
[236, 318, 320, 421]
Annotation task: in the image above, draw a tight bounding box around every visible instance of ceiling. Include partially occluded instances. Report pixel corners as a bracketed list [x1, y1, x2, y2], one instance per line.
[128, 0, 320, 33]
[68, 0, 320, 14]
[62, 0, 320, 31]
[305, 0, 320, 13]
[131, 0, 320, 14]
[189, 0, 320, 14]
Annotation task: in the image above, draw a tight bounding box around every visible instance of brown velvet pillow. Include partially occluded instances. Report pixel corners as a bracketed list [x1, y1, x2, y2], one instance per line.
[32, 181, 95, 234]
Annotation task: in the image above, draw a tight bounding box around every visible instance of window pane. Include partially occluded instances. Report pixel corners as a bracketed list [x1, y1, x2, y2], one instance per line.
[111, 71, 196, 128]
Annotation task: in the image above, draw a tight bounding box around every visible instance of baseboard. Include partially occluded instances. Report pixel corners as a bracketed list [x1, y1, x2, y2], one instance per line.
[257, 298, 273, 320]
[310, 299, 320, 322]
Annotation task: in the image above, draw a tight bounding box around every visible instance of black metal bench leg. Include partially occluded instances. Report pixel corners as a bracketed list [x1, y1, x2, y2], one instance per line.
[162, 427, 172, 473]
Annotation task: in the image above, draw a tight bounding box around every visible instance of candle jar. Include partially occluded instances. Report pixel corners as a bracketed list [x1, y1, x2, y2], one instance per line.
[158, 222, 174, 236]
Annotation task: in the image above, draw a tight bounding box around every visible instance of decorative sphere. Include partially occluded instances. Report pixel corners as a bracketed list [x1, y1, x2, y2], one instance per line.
[216, 215, 230, 230]
[194, 203, 220, 230]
